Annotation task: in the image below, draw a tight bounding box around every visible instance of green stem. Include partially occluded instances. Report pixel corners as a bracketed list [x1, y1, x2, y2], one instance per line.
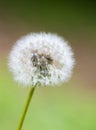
[17, 86, 36, 130]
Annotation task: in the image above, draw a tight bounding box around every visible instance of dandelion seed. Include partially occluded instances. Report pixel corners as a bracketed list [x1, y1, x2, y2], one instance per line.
[9, 32, 75, 86]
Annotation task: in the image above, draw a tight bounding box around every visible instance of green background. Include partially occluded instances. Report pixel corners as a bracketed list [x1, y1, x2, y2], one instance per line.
[0, 1, 96, 130]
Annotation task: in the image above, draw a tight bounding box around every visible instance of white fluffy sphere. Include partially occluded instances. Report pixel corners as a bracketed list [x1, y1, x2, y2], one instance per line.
[9, 32, 75, 87]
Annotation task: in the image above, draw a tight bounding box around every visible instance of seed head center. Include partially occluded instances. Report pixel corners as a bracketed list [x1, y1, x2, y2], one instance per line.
[31, 53, 53, 77]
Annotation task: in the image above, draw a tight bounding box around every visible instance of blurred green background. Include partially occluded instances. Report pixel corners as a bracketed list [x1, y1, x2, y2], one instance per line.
[0, 1, 96, 130]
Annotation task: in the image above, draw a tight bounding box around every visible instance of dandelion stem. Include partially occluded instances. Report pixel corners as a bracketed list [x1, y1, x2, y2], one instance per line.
[17, 85, 36, 130]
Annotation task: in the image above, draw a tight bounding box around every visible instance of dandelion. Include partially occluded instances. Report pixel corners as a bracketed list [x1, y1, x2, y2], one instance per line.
[9, 32, 74, 87]
[8, 32, 75, 130]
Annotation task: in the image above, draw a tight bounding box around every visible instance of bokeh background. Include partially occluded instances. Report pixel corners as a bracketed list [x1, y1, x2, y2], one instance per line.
[0, 1, 96, 130]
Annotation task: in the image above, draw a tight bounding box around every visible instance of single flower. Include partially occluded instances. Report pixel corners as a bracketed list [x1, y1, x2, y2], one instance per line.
[9, 32, 75, 86]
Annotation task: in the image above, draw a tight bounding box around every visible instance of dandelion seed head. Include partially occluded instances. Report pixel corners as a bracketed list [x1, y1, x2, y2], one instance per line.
[9, 32, 75, 87]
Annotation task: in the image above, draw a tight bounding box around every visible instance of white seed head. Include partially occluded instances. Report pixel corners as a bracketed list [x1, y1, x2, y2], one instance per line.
[8, 32, 75, 87]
